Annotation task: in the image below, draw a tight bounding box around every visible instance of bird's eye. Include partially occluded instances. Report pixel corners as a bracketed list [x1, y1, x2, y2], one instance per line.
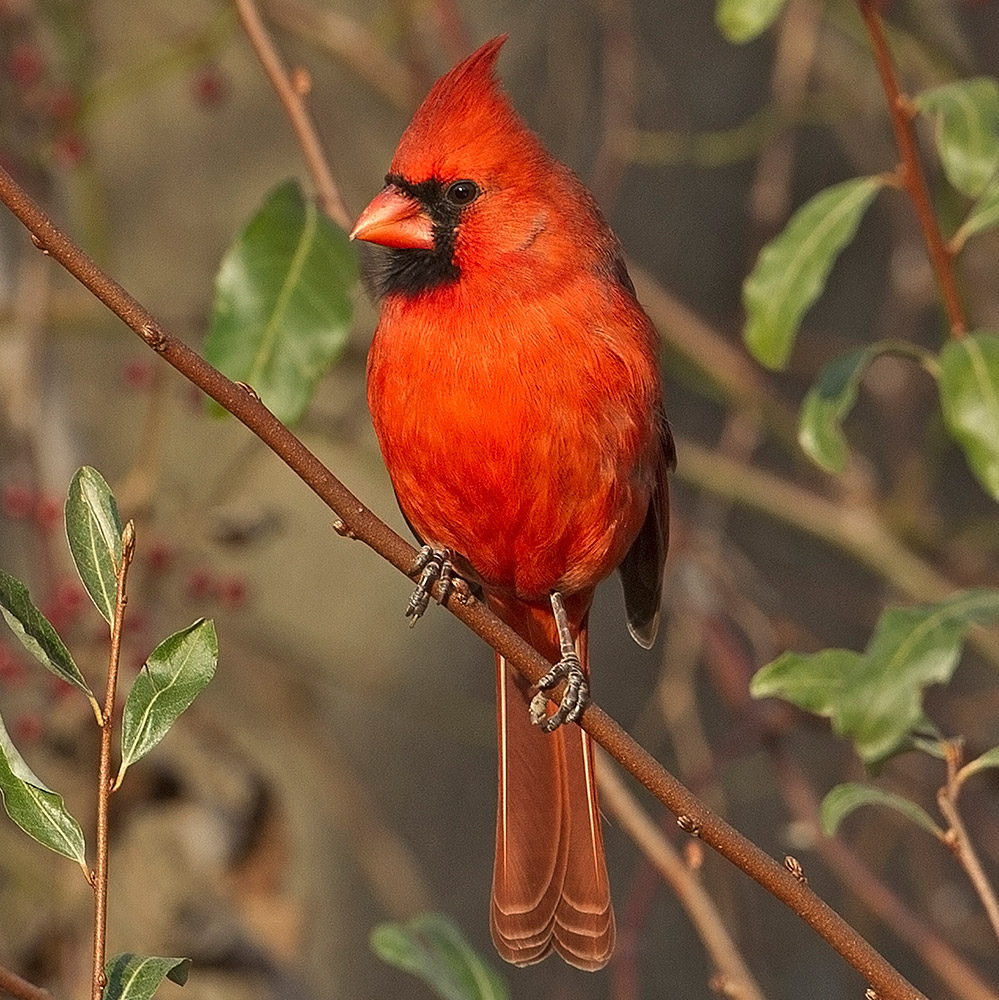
[445, 180, 480, 206]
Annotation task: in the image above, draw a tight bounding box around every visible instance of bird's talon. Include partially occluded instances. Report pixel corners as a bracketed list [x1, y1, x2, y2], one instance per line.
[529, 691, 549, 727]
[531, 652, 589, 731]
[405, 546, 454, 622]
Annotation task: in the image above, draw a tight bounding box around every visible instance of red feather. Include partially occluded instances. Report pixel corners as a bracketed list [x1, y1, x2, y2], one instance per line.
[352, 36, 672, 970]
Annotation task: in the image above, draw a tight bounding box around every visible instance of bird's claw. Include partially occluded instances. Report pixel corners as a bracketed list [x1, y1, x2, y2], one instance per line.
[530, 652, 589, 732]
[405, 546, 454, 624]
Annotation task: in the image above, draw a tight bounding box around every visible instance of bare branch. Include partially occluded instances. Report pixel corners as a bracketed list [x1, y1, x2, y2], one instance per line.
[235, 0, 352, 230]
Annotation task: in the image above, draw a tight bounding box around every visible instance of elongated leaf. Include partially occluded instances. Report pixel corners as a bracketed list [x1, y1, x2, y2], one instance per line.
[204, 180, 357, 426]
[0, 569, 98, 716]
[715, 0, 789, 42]
[0, 708, 86, 867]
[751, 589, 999, 767]
[939, 331, 999, 501]
[65, 466, 123, 626]
[116, 620, 217, 788]
[958, 746, 999, 785]
[959, 179, 999, 242]
[103, 954, 190, 1000]
[916, 78, 999, 198]
[371, 914, 508, 1000]
[821, 782, 942, 837]
[743, 176, 883, 370]
[800, 341, 935, 470]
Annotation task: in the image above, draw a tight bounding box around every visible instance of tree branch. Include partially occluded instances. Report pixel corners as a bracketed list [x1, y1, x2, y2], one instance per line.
[596, 756, 767, 1000]
[939, 743, 999, 948]
[234, 0, 352, 230]
[856, 0, 967, 338]
[776, 751, 999, 1000]
[90, 521, 135, 1000]
[0, 965, 56, 1000]
[0, 164, 929, 1000]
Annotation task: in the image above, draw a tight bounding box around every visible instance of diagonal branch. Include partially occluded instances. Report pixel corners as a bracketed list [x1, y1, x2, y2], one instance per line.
[234, 0, 352, 230]
[856, 0, 967, 338]
[0, 163, 929, 1000]
[0, 965, 56, 1000]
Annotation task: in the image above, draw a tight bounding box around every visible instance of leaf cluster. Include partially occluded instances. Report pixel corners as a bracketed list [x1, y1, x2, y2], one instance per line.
[0, 468, 217, 1000]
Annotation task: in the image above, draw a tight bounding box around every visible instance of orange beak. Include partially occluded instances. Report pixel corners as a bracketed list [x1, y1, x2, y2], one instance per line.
[349, 184, 435, 250]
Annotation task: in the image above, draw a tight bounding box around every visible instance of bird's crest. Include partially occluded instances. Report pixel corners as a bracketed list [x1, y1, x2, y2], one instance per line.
[390, 36, 544, 185]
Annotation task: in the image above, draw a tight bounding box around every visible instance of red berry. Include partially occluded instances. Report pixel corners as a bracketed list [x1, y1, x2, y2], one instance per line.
[191, 63, 229, 108]
[186, 568, 215, 599]
[34, 493, 63, 532]
[1, 482, 35, 519]
[48, 86, 80, 123]
[48, 675, 76, 701]
[52, 132, 85, 168]
[0, 645, 26, 685]
[218, 576, 247, 609]
[12, 713, 43, 745]
[123, 357, 154, 390]
[52, 577, 86, 615]
[144, 540, 173, 574]
[8, 43, 43, 88]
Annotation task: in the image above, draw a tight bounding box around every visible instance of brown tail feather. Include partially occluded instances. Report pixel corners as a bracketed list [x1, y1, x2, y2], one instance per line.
[490, 616, 615, 971]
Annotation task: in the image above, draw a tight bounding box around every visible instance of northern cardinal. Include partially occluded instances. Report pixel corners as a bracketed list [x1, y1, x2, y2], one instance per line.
[351, 36, 672, 971]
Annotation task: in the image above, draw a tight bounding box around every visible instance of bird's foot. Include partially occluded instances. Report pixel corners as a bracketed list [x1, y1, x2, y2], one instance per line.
[530, 652, 589, 732]
[405, 546, 455, 624]
[530, 590, 590, 732]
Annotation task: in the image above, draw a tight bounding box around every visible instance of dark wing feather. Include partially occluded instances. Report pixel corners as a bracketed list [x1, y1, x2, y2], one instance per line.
[619, 416, 675, 648]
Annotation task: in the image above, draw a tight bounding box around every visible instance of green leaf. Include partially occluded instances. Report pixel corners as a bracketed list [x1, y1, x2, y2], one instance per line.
[751, 589, 999, 767]
[0, 569, 99, 717]
[103, 954, 190, 1000]
[204, 180, 357, 426]
[958, 746, 999, 785]
[800, 341, 934, 471]
[959, 178, 999, 243]
[916, 78, 999, 198]
[743, 176, 883, 370]
[371, 914, 508, 1000]
[0, 708, 86, 868]
[821, 782, 943, 837]
[65, 466, 123, 626]
[939, 331, 999, 501]
[116, 620, 217, 789]
[715, 0, 789, 42]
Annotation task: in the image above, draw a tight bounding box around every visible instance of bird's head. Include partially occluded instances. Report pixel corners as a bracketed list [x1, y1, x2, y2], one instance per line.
[350, 36, 572, 298]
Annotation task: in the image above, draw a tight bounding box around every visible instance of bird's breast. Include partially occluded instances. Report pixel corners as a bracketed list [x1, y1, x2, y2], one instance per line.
[366, 283, 660, 599]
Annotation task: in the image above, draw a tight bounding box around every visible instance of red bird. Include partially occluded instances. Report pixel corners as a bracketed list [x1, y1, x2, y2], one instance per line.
[351, 36, 672, 971]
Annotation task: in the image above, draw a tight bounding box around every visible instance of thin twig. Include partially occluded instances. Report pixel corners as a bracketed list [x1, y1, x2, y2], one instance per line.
[748, 0, 821, 231]
[776, 752, 999, 1000]
[590, 0, 637, 208]
[856, 0, 967, 338]
[261, 0, 414, 111]
[234, 0, 352, 230]
[597, 756, 767, 1000]
[938, 744, 999, 947]
[0, 965, 56, 1000]
[0, 166, 930, 1000]
[90, 521, 135, 1000]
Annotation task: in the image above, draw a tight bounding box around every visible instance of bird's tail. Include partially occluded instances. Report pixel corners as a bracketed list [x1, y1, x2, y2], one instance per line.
[489, 603, 614, 970]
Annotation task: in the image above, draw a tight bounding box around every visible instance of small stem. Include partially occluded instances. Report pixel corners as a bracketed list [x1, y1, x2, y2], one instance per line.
[937, 744, 999, 946]
[90, 521, 135, 1000]
[775, 752, 999, 1000]
[234, 0, 352, 230]
[596, 756, 767, 1000]
[856, 0, 967, 338]
[0, 964, 56, 1000]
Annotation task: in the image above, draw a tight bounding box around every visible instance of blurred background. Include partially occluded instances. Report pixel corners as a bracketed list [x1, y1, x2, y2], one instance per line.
[1, 1, 999, 998]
